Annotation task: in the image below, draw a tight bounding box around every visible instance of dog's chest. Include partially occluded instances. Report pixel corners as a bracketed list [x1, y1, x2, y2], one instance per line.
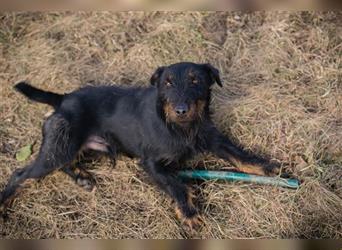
[152, 135, 198, 164]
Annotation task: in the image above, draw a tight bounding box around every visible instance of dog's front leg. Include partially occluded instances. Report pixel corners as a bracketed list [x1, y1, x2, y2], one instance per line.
[140, 158, 202, 230]
[206, 128, 280, 176]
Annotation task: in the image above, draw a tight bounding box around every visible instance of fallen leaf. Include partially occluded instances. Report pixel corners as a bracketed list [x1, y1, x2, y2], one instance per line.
[16, 144, 32, 162]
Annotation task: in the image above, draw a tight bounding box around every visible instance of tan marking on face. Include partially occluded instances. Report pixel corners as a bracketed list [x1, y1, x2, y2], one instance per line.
[163, 100, 207, 125]
[188, 70, 199, 85]
[196, 100, 206, 120]
[163, 102, 177, 123]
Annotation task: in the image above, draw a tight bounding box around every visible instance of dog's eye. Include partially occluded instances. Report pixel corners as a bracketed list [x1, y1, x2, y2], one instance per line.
[165, 81, 173, 87]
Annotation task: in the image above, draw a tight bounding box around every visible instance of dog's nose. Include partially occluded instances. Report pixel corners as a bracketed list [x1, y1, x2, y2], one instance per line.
[175, 104, 189, 116]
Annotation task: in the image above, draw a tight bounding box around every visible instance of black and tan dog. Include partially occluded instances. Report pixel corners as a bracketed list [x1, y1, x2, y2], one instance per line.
[0, 62, 280, 229]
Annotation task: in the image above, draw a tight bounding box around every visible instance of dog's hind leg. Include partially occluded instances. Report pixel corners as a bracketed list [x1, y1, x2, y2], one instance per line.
[61, 135, 118, 190]
[0, 114, 82, 217]
[82, 135, 117, 167]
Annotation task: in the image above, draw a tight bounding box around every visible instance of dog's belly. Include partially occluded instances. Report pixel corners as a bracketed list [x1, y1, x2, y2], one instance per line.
[80, 133, 197, 169]
[82, 135, 109, 152]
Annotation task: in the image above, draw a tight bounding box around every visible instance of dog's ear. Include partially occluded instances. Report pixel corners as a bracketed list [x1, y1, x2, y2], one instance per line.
[202, 63, 222, 87]
[150, 66, 165, 86]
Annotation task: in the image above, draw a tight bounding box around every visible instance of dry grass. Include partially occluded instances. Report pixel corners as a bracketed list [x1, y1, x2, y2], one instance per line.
[0, 11, 341, 239]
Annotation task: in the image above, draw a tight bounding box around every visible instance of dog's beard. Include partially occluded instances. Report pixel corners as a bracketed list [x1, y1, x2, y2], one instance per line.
[162, 100, 206, 129]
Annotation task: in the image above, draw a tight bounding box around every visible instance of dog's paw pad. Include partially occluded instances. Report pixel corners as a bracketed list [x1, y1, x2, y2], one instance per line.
[76, 176, 95, 192]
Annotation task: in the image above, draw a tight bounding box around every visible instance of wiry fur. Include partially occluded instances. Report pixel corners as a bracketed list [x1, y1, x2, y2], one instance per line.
[0, 62, 279, 229]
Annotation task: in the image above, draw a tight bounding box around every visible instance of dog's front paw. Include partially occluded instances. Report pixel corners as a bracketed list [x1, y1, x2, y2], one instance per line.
[264, 160, 282, 176]
[175, 206, 204, 231]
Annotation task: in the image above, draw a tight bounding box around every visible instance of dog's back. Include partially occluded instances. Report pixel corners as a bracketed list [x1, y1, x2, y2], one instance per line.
[14, 82, 193, 162]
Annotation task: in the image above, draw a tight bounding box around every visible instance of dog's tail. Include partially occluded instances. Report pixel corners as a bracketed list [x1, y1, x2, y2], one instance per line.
[14, 81, 63, 109]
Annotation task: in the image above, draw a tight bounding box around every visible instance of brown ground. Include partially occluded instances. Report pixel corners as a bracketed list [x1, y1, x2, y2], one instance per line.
[0, 11, 341, 239]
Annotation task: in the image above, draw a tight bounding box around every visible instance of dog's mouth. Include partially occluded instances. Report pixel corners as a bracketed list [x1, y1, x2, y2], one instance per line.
[163, 100, 206, 126]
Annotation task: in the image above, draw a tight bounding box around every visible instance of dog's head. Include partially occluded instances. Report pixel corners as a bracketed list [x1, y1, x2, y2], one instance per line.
[151, 62, 222, 126]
